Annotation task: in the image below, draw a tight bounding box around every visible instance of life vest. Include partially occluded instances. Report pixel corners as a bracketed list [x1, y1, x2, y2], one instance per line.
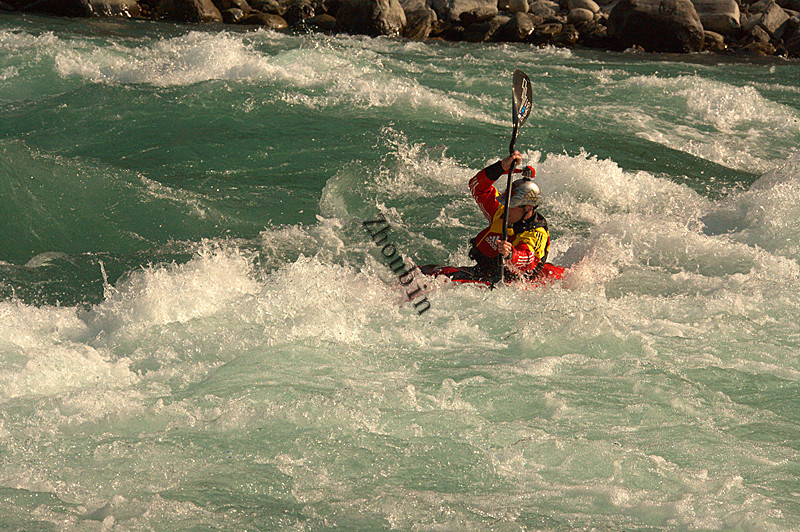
[469, 210, 550, 281]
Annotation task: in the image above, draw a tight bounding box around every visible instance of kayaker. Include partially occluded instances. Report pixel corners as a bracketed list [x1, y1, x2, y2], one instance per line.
[468, 150, 551, 282]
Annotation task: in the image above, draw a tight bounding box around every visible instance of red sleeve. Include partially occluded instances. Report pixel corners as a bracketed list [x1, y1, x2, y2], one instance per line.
[468, 160, 505, 222]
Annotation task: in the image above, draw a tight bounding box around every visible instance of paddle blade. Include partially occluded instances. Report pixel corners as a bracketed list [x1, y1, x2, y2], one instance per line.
[512, 69, 532, 128]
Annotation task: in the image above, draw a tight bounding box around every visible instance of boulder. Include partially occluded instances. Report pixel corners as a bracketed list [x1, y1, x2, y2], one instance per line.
[608, 0, 704, 52]
[498, 11, 536, 39]
[212, 0, 250, 11]
[532, 21, 563, 42]
[569, 0, 600, 12]
[240, 11, 289, 26]
[430, 0, 497, 24]
[399, 0, 425, 11]
[557, 22, 581, 43]
[529, 0, 558, 17]
[221, 6, 245, 20]
[702, 29, 726, 50]
[308, 13, 337, 29]
[158, 0, 223, 21]
[508, 0, 529, 13]
[282, 0, 315, 25]
[463, 14, 507, 40]
[743, 0, 790, 37]
[403, 7, 436, 39]
[746, 22, 772, 41]
[250, 0, 283, 12]
[336, 0, 407, 36]
[568, 7, 595, 23]
[578, 19, 610, 46]
[88, 0, 141, 16]
[692, 0, 739, 34]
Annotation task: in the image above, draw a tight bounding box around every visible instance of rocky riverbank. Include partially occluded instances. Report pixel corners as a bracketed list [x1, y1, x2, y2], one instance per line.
[2, 0, 799, 58]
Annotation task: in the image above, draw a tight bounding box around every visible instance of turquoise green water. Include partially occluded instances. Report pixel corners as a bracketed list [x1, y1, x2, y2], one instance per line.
[1, 13, 799, 530]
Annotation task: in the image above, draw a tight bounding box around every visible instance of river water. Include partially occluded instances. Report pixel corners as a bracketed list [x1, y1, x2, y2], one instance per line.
[1, 13, 799, 530]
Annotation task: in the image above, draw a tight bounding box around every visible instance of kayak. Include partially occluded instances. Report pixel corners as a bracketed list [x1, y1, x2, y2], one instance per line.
[418, 263, 564, 288]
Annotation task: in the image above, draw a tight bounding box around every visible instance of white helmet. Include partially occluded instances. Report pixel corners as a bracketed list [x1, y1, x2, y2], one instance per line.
[502, 177, 542, 208]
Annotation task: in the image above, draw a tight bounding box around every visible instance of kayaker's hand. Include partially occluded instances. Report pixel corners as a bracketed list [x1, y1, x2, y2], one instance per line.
[501, 151, 522, 172]
[497, 240, 513, 258]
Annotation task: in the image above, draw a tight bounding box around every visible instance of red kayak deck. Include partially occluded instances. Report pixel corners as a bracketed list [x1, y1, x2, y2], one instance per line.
[418, 263, 564, 288]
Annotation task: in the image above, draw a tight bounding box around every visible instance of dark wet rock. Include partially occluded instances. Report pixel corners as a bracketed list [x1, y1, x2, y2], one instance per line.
[158, 0, 223, 22]
[608, 0, 704, 52]
[212, 0, 250, 12]
[283, 0, 315, 26]
[692, 0, 740, 34]
[308, 12, 337, 29]
[221, 6, 245, 21]
[240, 10, 289, 26]
[786, 23, 800, 53]
[335, 0, 406, 37]
[557, 21, 581, 43]
[463, 14, 505, 40]
[702, 29, 726, 50]
[8, 0, 92, 16]
[744, 39, 777, 53]
[579, 19, 611, 46]
[532, 20, 563, 42]
[497, 11, 536, 40]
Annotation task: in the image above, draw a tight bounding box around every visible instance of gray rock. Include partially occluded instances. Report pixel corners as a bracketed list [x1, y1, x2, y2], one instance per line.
[692, 0, 739, 34]
[403, 7, 436, 39]
[528, 0, 557, 17]
[747, 22, 772, 42]
[336, 0, 407, 36]
[744, 0, 790, 37]
[431, 0, 497, 24]
[608, 0, 704, 52]
[400, 0, 426, 11]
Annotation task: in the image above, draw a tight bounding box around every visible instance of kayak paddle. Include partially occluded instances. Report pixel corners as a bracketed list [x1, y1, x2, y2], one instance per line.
[499, 69, 533, 284]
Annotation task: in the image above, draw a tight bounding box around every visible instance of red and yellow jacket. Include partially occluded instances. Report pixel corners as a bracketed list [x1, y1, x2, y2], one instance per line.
[468, 160, 550, 278]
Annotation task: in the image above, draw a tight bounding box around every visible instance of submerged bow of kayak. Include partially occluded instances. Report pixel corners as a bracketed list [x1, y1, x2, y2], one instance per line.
[418, 263, 564, 288]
